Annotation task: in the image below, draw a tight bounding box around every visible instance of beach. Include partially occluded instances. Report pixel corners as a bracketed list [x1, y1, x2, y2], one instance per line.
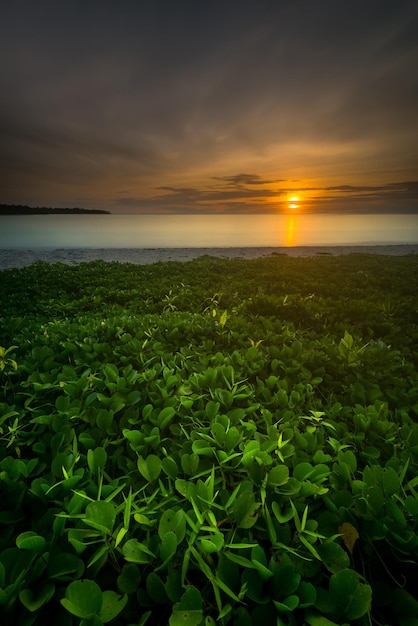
[0, 244, 417, 270]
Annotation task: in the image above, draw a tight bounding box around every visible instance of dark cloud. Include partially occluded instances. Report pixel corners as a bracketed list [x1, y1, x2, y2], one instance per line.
[326, 182, 418, 196]
[111, 175, 418, 214]
[322, 182, 418, 208]
[212, 174, 284, 187]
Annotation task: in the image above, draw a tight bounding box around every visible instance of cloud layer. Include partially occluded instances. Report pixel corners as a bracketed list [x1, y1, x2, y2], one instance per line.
[1, 0, 417, 213]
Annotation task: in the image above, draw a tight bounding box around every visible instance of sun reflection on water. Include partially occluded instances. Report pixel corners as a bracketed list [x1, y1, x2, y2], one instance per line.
[285, 214, 296, 247]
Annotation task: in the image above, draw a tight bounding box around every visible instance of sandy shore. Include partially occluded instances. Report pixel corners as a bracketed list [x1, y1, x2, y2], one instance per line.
[0, 245, 417, 270]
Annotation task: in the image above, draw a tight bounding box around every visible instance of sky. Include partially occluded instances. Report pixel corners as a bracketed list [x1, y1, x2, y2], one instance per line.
[1, 0, 418, 214]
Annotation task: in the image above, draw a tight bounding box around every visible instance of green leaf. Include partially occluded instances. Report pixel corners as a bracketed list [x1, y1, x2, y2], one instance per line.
[365, 485, 384, 514]
[405, 495, 418, 516]
[233, 607, 253, 626]
[123, 539, 155, 563]
[241, 440, 260, 466]
[242, 569, 264, 603]
[134, 512, 156, 527]
[211, 422, 225, 445]
[138, 610, 153, 626]
[169, 586, 204, 626]
[272, 564, 300, 597]
[219, 310, 228, 327]
[117, 563, 141, 594]
[160, 530, 178, 562]
[162, 456, 179, 479]
[96, 409, 114, 431]
[61, 579, 102, 618]
[337, 450, 357, 473]
[231, 491, 260, 529]
[213, 576, 242, 604]
[103, 363, 119, 383]
[271, 501, 294, 523]
[137, 454, 162, 482]
[88, 543, 109, 570]
[293, 462, 315, 481]
[206, 401, 220, 420]
[250, 545, 273, 580]
[299, 534, 322, 560]
[123, 487, 133, 529]
[338, 333, 354, 359]
[273, 595, 299, 612]
[225, 552, 258, 570]
[305, 610, 340, 626]
[192, 439, 214, 457]
[166, 569, 183, 603]
[48, 552, 85, 580]
[83, 500, 116, 535]
[159, 509, 186, 543]
[123, 429, 143, 449]
[100, 590, 128, 623]
[199, 533, 224, 554]
[298, 581, 316, 608]
[146, 572, 168, 604]
[80, 616, 103, 626]
[126, 390, 142, 406]
[19, 583, 55, 612]
[180, 453, 200, 476]
[329, 569, 372, 620]
[393, 588, 418, 619]
[16, 531, 46, 553]
[87, 446, 108, 473]
[316, 542, 350, 573]
[382, 466, 401, 497]
[267, 465, 289, 486]
[157, 406, 176, 430]
[224, 426, 242, 451]
[251, 560, 273, 580]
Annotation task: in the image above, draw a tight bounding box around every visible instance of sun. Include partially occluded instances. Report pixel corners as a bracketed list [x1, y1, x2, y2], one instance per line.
[288, 195, 300, 210]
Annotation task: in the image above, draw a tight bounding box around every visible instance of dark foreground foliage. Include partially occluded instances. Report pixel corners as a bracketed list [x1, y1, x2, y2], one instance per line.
[0, 253, 418, 626]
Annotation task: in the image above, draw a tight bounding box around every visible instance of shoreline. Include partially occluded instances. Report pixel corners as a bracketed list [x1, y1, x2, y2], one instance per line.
[0, 244, 417, 269]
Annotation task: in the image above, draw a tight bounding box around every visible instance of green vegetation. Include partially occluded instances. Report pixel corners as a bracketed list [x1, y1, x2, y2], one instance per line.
[0, 204, 110, 215]
[0, 253, 417, 626]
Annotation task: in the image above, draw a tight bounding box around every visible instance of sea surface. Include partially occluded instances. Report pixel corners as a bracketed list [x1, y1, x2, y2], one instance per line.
[0, 213, 417, 249]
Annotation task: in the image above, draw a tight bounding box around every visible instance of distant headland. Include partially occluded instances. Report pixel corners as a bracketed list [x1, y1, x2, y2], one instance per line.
[0, 204, 111, 215]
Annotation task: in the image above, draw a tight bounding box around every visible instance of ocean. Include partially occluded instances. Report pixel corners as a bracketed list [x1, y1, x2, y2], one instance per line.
[0, 213, 417, 249]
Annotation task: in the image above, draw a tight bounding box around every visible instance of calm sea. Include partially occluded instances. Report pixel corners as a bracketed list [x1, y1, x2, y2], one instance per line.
[0, 214, 417, 249]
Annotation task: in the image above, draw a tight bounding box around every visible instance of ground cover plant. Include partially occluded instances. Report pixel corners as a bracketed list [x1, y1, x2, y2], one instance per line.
[0, 253, 417, 626]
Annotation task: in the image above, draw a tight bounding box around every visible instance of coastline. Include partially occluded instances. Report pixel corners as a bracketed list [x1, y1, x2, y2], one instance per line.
[0, 244, 417, 270]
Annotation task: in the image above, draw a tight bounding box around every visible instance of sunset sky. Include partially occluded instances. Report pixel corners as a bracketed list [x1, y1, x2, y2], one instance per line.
[1, 0, 417, 214]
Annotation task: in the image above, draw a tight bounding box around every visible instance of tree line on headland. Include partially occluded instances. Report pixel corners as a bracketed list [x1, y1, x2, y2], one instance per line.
[0, 204, 110, 215]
